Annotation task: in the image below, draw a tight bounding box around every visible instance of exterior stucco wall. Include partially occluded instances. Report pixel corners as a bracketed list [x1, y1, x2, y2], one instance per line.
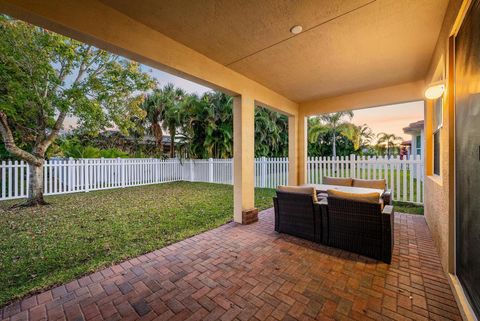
[423, 0, 464, 274]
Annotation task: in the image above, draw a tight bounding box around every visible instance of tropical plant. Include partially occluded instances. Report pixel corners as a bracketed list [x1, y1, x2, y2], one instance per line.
[0, 16, 154, 205]
[182, 92, 233, 159]
[376, 132, 403, 157]
[162, 87, 186, 158]
[341, 123, 374, 152]
[254, 107, 288, 157]
[140, 83, 186, 157]
[319, 111, 354, 157]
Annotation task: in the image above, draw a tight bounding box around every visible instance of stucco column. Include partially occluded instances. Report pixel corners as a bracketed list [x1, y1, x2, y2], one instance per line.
[297, 114, 308, 185]
[233, 95, 257, 224]
[288, 115, 298, 185]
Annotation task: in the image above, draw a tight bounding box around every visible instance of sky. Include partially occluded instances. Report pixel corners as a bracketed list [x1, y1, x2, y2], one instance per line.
[143, 66, 212, 96]
[349, 101, 424, 143]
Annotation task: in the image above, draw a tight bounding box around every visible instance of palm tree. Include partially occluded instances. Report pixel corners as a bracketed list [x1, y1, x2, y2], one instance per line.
[308, 117, 328, 144]
[377, 132, 403, 157]
[320, 111, 354, 157]
[162, 87, 186, 158]
[341, 123, 374, 152]
[140, 83, 184, 156]
[254, 107, 288, 157]
[180, 92, 233, 159]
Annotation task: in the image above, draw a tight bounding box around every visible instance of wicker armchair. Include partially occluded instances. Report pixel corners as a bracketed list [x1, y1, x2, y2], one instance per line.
[273, 191, 322, 243]
[320, 197, 394, 263]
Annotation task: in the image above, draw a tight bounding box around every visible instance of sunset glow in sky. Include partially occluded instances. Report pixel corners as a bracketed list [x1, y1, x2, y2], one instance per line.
[350, 101, 424, 142]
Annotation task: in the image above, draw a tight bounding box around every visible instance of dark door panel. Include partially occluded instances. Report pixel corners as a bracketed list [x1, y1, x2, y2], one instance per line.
[455, 0, 480, 317]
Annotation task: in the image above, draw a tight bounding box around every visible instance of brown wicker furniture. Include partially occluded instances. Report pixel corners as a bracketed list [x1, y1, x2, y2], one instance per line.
[273, 189, 323, 243]
[305, 177, 393, 205]
[320, 190, 394, 263]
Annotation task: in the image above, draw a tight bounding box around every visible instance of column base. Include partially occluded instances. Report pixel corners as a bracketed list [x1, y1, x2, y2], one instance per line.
[242, 208, 259, 225]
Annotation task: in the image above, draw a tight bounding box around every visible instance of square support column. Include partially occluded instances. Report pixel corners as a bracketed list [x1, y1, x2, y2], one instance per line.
[297, 114, 308, 185]
[288, 115, 298, 185]
[233, 95, 257, 224]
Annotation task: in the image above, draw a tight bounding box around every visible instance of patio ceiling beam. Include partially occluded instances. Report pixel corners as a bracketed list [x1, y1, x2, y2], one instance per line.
[299, 80, 425, 117]
[0, 0, 298, 117]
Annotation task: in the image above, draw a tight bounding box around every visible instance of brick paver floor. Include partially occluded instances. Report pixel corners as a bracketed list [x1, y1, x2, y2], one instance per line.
[1, 209, 462, 321]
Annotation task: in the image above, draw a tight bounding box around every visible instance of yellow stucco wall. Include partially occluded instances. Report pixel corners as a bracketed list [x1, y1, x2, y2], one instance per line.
[424, 0, 464, 274]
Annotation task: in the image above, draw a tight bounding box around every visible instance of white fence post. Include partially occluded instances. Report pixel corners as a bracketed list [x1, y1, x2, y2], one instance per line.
[84, 159, 90, 192]
[190, 159, 195, 182]
[120, 158, 126, 188]
[208, 158, 214, 183]
[261, 157, 267, 187]
[350, 154, 356, 178]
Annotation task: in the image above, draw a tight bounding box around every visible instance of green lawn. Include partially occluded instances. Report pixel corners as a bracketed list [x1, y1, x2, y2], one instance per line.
[0, 181, 422, 307]
[0, 182, 275, 307]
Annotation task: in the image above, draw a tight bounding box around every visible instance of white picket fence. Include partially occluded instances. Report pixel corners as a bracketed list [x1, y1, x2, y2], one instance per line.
[0, 155, 424, 204]
[307, 155, 424, 204]
[0, 157, 289, 201]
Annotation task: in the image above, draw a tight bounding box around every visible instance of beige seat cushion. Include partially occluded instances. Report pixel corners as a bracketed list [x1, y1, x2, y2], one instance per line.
[327, 189, 381, 205]
[352, 178, 386, 190]
[323, 176, 353, 187]
[277, 185, 318, 202]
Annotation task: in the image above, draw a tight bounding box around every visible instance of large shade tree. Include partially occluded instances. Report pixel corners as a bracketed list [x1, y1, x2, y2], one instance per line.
[0, 16, 154, 205]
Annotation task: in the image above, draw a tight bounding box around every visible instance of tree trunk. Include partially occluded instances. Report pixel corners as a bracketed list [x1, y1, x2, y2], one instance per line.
[152, 122, 163, 155]
[27, 162, 47, 206]
[332, 132, 337, 158]
[170, 129, 175, 159]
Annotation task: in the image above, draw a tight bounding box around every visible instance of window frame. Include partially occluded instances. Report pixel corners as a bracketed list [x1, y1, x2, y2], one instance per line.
[432, 96, 443, 176]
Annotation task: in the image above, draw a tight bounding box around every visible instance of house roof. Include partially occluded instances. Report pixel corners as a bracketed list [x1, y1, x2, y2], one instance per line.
[403, 120, 425, 135]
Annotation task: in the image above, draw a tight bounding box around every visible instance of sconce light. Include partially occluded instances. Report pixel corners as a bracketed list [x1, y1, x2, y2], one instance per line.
[424, 82, 445, 100]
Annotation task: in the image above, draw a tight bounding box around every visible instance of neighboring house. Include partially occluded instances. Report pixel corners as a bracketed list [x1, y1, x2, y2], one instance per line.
[96, 130, 181, 156]
[400, 140, 411, 160]
[402, 120, 424, 160]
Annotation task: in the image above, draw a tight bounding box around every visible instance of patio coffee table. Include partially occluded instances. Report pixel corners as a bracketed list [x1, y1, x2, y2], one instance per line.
[302, 184, 385, 197]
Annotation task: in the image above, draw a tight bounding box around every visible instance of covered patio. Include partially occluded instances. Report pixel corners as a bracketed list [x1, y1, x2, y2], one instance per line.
[0, 0, 478, 319]
[0, 210, 461, 321]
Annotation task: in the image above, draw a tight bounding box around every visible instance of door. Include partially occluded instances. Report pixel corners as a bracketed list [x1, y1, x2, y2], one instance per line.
[455, 0, 480, 317]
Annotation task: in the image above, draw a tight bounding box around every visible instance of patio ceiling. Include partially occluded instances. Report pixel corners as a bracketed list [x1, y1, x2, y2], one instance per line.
[100, 0, 449, 102]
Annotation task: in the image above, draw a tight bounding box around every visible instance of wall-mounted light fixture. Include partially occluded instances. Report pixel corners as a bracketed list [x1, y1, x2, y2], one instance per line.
[424, 81, 445, 100]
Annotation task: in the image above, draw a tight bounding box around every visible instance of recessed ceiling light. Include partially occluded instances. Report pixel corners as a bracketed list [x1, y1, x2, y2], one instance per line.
[290, 25, 303, 35]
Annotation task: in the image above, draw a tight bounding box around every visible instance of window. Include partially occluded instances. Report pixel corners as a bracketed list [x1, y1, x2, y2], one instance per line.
[416, 135, 422, 156]
[433, 97, 443, 175]
[433, 131, 440, 175]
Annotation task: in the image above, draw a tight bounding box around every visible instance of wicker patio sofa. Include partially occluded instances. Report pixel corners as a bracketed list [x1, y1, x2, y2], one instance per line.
[273, 186, 323, 243]
[320, 189, 394, 263]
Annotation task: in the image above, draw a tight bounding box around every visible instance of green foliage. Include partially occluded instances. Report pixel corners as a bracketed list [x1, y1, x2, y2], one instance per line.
[0, 182, 275, 306]
[0, 15, 154, 158]
[140, 83, 185, 156]
[254, 107, 288, 157]
[59, 138, 128, 159]
[178, 92, 234, 159]
[377, 132, 403, 157]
